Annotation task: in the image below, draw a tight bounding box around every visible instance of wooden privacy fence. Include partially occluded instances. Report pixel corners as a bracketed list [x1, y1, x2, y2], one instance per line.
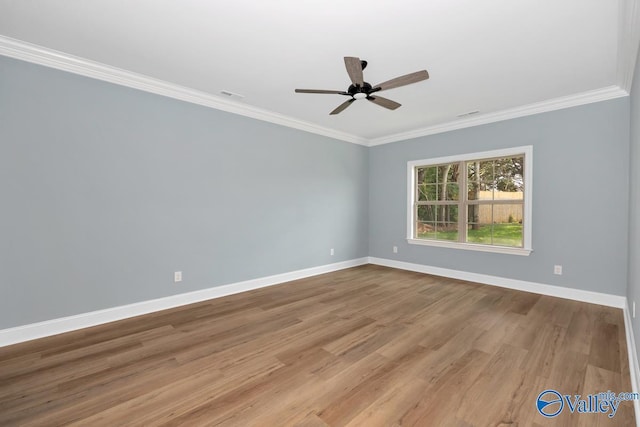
[476, 190, 523, 224]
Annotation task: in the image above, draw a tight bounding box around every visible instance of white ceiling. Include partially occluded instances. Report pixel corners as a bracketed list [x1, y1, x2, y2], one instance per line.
[0, 0, 638, 144]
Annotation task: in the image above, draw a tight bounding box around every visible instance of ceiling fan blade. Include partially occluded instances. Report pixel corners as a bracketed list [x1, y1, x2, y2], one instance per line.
[344, 57, 364, 86]
[295, 89, 345, 94]
[367, 95, 401, 110]
[330, 99, 355, 115]
[373, 70, 429, 92]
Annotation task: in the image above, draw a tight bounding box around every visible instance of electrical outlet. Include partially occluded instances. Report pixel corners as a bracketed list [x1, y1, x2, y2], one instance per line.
[174, 271, 182, 282]
[553, 265, 562, 275]
[330, 248, 334, 256]
[393, 246, 398, 253]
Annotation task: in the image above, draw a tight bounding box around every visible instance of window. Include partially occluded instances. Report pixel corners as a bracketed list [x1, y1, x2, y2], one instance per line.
[407, 146, 532, 256]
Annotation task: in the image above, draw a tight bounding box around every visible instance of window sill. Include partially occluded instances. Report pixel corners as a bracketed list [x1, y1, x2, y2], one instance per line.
[406, 238, 532, 256]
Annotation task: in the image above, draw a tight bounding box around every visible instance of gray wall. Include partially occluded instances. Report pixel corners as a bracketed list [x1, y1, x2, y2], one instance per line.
[0, 51, 635, 331]
[627, 45, 640, 361]
[369, 98, 630, 295]
[0, 56, 369, 329]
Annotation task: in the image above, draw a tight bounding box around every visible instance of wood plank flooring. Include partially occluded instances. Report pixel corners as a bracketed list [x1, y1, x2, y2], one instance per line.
[0, 265, 634, 426]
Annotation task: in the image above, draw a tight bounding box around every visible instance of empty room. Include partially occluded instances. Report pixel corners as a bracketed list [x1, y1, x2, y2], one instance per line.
[2, 1, 640, 425]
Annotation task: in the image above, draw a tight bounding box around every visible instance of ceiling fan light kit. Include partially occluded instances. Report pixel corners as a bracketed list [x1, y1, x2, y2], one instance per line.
[295, 56, 429, 115]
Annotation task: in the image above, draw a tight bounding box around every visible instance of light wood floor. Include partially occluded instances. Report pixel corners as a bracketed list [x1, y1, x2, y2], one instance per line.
[0, 265, 634, 426]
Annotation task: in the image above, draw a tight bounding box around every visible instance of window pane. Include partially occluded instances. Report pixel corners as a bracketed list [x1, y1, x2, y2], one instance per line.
[417, 205, 458, 241]
[416, 166, 438, 185]
[467, 181, 480, 201]
[435, 164, 458, 184]
[466, 221, 492, 244]
[467, 199, 492, 244]
[495, 156, 524, 192]
[435, 204, 458, 223]
[466, 204, 523, 247]
[467, 179, 495, 198]
[467, 162, 478, 181]
[492, 204, 523, 247]
[436, 165, 445, 183]
[417, 202, 459, 221]
[467, 160, 494, 183]
[436, 222, 458, 241]
[477, 188, 496, 200]
[445, 183, 459, 201]
[416, 222, 436, 238]
[417, 205, 437, 222]
[494, 187, 523, 200]
[467, 204, 481, 224]
[418, 183, 438, 201]
[492, 223, 523, 247]
[445, 164, 459, 182]
[491, 203, 522, 225]
[478, 160, 494, 182]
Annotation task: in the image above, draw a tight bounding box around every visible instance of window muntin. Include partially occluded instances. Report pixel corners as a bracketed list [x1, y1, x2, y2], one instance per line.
[408, 147, 532, 255]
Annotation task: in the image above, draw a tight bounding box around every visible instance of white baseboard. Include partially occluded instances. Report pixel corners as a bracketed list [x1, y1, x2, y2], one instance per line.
[0, 255, 629, 341]
[0, 258, 368, 347]
[367, 257, 627, 308]
[623, 301, 640, 426]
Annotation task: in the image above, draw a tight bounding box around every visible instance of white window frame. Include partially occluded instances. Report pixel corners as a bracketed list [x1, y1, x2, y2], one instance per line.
[407, 146, 532, 256]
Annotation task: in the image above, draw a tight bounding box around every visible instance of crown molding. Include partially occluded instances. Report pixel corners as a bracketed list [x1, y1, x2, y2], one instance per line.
[0, 36, 368, 146]
[0, 35, 633, 149]
[617, 0, 640, 93]
[368, 85, 628, 146]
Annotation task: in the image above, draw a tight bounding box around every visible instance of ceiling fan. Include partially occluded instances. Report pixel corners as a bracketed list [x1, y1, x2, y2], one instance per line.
[295, 57, 429, 115]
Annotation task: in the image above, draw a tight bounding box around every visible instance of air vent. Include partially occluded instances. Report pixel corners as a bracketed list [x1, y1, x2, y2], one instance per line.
[220, 90, 245, 100]
[457, 110, 480, 118]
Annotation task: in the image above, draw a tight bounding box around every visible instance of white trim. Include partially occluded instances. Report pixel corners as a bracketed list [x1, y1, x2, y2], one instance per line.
[406, 238, 532, 256]
[406, 162, 415, 243]
[406, 145, 533, 168]
[0, 258, 368, 347]
[367, 257, 627, 308]
[0, 36, 632, 148]
[0, 36, 368, 146]
[369, 86, 628, 146]
[623, 300, 640, 426]
[617, 0, 640, 93]
[407, 146, 533, 255]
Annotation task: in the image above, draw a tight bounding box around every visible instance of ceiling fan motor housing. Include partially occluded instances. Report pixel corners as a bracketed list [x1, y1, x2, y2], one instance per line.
[347, 82, 381, 99]
[348, 82, 372, 95]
